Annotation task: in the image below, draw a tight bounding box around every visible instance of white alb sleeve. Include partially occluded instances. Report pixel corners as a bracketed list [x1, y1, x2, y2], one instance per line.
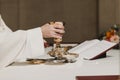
[26, 27, 45, 57]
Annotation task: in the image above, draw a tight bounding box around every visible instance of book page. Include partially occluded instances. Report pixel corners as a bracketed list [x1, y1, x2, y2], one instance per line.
[68, 39, 100, 53]
[80, 40, 117, 60]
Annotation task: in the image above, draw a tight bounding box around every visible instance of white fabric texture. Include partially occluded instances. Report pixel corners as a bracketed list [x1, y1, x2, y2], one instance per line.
[0, 15, 45, 68]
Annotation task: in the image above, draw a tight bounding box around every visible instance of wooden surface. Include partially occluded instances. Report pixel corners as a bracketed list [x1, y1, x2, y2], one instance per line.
[76, 75, 119, 80]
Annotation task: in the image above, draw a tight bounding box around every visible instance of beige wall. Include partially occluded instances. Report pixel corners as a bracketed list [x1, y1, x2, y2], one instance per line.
[0, 0, 19, 30]
[19, 0, 97, 43]
[1, 0, 119, 43]
[99, 0, 120, 34]
[0, 0, 98, 43]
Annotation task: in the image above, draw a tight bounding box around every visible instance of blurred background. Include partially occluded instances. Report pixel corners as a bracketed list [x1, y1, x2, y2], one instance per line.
[0, 0, 120, 43]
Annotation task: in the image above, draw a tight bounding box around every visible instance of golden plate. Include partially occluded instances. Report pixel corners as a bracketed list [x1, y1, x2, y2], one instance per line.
[27, 59, 46, 64]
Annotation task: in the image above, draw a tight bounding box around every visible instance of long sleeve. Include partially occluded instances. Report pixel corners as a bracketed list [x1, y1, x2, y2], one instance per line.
[27, 27, 45, 57]
[0, 30, 27, 68]
[0, 15, 45, 69]
[16, 28, 45, 60]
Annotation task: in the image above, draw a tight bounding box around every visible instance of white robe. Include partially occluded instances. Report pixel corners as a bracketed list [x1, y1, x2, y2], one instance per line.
[0, 15, 45, 68]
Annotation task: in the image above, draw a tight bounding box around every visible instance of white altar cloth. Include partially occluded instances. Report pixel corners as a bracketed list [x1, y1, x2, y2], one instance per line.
[0, 49, 119, 80]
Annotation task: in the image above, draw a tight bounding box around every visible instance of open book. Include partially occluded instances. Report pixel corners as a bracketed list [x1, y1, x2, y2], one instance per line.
[68, 39, 117, 60]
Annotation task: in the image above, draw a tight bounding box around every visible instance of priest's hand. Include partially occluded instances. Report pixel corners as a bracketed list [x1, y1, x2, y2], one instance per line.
[41, 22, 65, 38]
